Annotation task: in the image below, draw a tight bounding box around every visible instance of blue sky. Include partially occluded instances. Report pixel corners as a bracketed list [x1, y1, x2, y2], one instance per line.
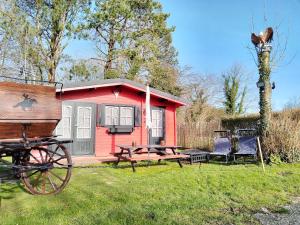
[65, 0, 300, 111]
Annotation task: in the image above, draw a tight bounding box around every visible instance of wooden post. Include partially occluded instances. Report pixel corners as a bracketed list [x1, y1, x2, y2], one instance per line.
[257, 136, 265, 173]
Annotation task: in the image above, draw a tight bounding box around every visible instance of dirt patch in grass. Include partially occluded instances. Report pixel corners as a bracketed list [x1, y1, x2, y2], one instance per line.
[255, 197, 300, 225]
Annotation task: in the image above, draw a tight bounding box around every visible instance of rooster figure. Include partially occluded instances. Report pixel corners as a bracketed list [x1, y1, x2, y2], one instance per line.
[14, 93, 37, 111]
[251, 27, 273, 47]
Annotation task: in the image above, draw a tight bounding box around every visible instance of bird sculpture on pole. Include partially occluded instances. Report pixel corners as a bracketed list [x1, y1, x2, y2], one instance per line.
[251, 27, 273, 47]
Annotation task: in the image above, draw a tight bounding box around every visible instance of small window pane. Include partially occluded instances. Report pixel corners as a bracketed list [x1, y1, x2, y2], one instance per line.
[77, 128, 83, 138]
[83, 128, 90, 139]
[120, 117, 126, 125]
[120, 107, 133, 126]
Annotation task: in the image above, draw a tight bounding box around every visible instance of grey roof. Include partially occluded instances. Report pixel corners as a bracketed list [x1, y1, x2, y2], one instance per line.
[59, 78, 187, 105]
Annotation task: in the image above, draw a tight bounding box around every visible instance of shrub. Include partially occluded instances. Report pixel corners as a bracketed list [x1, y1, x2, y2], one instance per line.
[264, 109, 300, 162]
[221, 114, 259, 132]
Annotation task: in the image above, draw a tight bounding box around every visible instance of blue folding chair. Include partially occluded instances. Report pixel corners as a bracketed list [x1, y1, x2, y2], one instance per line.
[234, 129, 258, 162]
[209, 131, 232, 163]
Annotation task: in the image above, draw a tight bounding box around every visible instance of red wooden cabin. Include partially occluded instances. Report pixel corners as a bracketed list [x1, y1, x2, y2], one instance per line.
[56, 79, 186, 157]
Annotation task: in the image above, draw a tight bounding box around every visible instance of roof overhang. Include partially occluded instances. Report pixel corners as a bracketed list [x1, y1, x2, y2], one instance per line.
[57, 80, 187, 106]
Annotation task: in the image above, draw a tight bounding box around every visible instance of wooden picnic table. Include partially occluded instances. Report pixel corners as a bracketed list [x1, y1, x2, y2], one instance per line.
[115, 145, 187, 172]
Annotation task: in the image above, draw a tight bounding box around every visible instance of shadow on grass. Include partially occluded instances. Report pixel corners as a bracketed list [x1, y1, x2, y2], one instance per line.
[105, 161, 169, 171]
[0, 180, 21, 206]
[0, 168, 24, 202]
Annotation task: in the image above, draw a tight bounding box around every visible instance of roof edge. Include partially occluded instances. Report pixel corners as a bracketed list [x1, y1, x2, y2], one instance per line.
[57, 78, 188, 106]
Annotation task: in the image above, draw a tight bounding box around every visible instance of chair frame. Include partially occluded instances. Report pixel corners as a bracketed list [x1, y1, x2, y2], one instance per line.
[209, 130, 232, 163]
[233, 129, 258, 162]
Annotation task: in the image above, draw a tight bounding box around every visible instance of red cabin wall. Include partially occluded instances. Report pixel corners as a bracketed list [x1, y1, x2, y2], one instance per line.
[61, 86, 179, 156]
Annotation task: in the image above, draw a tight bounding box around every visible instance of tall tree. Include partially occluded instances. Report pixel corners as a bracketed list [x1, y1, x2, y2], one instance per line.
[1, 0, 89, 82]
[0, 1, 28, 74]
[61, 58, 102, 81]
[223, 65, 247, 115]
[85, 0, 179, 92]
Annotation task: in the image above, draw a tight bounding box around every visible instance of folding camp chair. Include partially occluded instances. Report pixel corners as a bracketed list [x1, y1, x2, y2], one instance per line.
[209, 130, 232, 163]
[233, 129, 258, 162]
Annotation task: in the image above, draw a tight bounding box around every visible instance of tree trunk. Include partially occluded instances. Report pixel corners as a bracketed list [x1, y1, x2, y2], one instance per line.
[47, 2, 68, 82]
[48, 36, 59, 82]
[258, 45, 272, 151]
[104, 26, 115, 79]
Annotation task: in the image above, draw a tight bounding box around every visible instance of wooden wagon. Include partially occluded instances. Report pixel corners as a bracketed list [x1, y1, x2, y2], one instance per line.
[0, 76, 72, 195]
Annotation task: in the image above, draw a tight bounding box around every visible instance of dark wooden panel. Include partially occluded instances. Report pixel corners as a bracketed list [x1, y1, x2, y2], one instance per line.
[0, 82, 61, 120]
[0, 122, 58, 139]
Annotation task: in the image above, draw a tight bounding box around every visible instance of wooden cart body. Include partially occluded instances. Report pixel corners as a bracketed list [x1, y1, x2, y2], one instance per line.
[0, 81, 61, 139]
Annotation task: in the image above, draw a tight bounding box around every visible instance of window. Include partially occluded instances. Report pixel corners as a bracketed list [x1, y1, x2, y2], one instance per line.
[56, 105, 72, 138]
[77, 107, 92, 139]
[104, 105, 134, 126]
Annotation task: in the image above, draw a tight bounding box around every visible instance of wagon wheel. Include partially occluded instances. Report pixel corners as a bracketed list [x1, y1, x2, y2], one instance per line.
[21, 144, 72, 195]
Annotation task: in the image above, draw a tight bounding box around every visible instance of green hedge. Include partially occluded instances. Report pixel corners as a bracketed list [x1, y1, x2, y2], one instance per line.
[221, 114, 259, 132]
[221, 110, 300, 132]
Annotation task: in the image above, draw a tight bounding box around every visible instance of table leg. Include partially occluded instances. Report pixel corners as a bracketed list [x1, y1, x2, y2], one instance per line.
[131, 161, 136, 172]
[115, 148, 124, 165]
[147, 147, 151, 166]
[171, 148, 183, 168]
[177, 159, 183, 168]
[128, 148, 133, 158]
[171, 148, 176, 155]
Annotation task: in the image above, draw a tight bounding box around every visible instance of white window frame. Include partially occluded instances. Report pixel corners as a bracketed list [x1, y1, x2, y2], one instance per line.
[55, 105, 72, 139]
[76, 106, 92, 139]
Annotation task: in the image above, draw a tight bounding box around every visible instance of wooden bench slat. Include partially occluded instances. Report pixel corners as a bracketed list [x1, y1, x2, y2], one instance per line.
[123, 154, 188, 162]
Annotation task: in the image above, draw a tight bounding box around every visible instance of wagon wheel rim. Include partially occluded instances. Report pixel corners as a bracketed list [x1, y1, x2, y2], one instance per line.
[21, 144, 72, 195]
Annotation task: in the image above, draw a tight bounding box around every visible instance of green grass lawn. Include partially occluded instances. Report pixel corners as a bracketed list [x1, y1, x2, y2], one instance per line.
[0, 162, 300, 225]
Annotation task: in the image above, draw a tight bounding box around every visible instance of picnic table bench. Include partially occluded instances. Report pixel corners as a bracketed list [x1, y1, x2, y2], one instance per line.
[115, 145, 188, 172]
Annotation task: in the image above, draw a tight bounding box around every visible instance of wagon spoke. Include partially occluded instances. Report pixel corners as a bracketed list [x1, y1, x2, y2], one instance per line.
[29, 152, 42, 164]
[39, 149, 45, 163]
[41, 173, 46, 193]
[53, 162, 70, 167]
[32, 171, 42, 188]
[25, 169, 40, 179]
[48, 170, 65, 182]
[49, 145, 59, 159]
[48, 146, 63, 158]
[45, 151, 48, 162]
[47, 173, 58, 191]
[50, 156, 66, 164]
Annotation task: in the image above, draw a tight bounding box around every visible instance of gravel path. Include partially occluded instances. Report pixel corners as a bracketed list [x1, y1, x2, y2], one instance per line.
[255, 197, 300, 225]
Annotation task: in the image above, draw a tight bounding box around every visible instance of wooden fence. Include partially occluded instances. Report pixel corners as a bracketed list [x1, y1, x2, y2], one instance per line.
[177, 121, 221, 150]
